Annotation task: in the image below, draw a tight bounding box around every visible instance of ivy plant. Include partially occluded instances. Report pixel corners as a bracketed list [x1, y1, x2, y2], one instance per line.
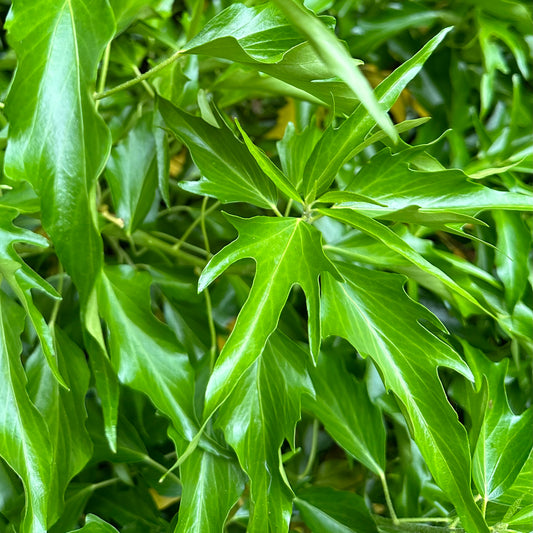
[0, 1, 531, 533]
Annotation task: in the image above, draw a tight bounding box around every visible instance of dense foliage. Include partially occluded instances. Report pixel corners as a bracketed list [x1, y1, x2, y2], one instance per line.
[0, 1, 532, 532]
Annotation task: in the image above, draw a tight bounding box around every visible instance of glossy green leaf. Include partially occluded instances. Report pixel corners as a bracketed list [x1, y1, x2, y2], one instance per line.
[295, 486, 378, 533]
[321, 263, 488, 533]
[67, 514, 119, 533]
[106, 113, 158, 234]
[464, 344, 533, 501]
[0, 293, 52, 533]
[199, 214, 338, 419]
[303, 350, 386, 476]
[215, 332, 314, 532]
[159, 98, 277, 209]
[0, 207, 63, 385]
[97, 265, 198, 441]
[303, 27, 452, 200]
[271, 0, 396, 141]
[4, 0, 114, 301]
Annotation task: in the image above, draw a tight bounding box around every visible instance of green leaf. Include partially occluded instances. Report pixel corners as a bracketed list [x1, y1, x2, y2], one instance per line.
[493, 211, 531, 311]
[67, 514, 119, 533]
[318, 208, 487, 313]
[303, 350, 386, 476]
[4, 0, 115, 302]
[302, 27, 452, 200]
[215, 332, 314, 532]
[26, 328, 93, 526]
[465, 343, 533, 501]
[106, 112, 158, 234]
[271, 0, 397, 141]
[295, 486, 378, 533]
[97, 265, 198, 441]
[321, 262, 488, 533]
[175, 444, 245, 533]
[159, 98, 278, 209]
[0, 293, 52, 533]
[0, 207, 63, 386]
[336, 148, 532, 220]
[199, 214, 338, 419]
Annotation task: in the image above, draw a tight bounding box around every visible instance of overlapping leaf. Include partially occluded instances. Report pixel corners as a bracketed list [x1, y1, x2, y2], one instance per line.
[199, 214, 338, 419]
[321, 262, 488, 533]
[215, 332, 314, 532]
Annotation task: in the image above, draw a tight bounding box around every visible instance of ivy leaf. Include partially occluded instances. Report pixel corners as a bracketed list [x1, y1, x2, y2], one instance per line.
[67, 514, 119, 533]
[302, 27, 452, 201]
[159, 98, 277, 209]
[26, 328, 93, 527]
[335, 148, 532, 221]
[106, 112, 158, 234]
[97, 265, 198, 442]
[175, 444, 245, 533]
[464, 343, 533, 501]
[303, 350, 386, 477]
[4, 0, 115, 302]
[199, 215, 338, 420]
[215, 332, 314, 532]
[0, 293, 52, 533]
[321, 262, 488, 533]
[0, 207, 63, 386]
[295, 486, 378, 533]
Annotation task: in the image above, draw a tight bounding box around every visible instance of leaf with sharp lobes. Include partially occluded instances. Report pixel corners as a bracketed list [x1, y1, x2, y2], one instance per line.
[199, 214, 338, 420]
[321, 262, 488, 533]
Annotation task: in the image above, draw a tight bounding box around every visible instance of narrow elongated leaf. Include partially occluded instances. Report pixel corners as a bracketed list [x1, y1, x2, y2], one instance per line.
[303, 27, 451, 200]
[0, 293, 52, 533]
[4, 0, 115, 302]
[319, 208, 486, 312]
[199, 214, 338, 419]
[97, 265, 198, 441]
[338, 148, 532, 220]
[159, 98, 277, 209]
[303, 350, 386, 476]
[321, 263, 488, 533]
[271, 0, 396, 141]
[106, 113, 158, 234]
[68, 514, 119, 533]
[215, 332, 313, 532]
[26, 329, 93, 526]
[295, 486, 378, 533]
[465, 344, 533, 500]
[175, 445, 245, 533]
[0, 207, 63, 385]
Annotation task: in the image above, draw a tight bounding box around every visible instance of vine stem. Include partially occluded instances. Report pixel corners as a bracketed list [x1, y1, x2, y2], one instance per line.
[95, 41, 111, 110]
[379, 471, 399, 524]
[94, 49, 185, 100]
[173, 200, 221, 254]
[298, 418, 319, 480]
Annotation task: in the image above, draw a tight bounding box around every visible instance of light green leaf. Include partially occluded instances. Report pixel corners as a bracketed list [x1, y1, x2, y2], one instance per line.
[97, 265, 198, 441]
[4, 0, 115, 302]
[199, 214, 338, 419]
[67, 514, 119, 533]
[465, 344, 533, 501]
[0, 207, 63, 386]
[159, 98, 277, 209]
[26, 328, 93, 527]
[303, 350, 386, 476]
[106, 112, 158, 234]
[215, 332, 314, 532]
[295, 486, 378, 533]
[271, 0, 396, 141]
[321, 263, 488, 533]
[493, 211, 531, 311]
[175, 444, 245, 533]
[318, 208, 487, 313]
[303, 27, 452, 201]
[234, 119, 302, 204]
[0, 293, 52, 533]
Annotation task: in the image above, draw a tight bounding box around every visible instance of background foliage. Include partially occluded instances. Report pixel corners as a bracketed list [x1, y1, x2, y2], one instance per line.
[0, 1, 532, 532]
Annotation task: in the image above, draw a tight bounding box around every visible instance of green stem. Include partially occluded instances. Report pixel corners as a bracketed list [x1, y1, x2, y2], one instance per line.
[173, 200, 221, 254]
[284, 198, 294, 217]
[298, 419, 319, 480]
[396, 518, 453, 524]
[142, 454, 181, 486]
[131, 63, 155, 97]
[379, 471, 399, 524]
[49, 267, 64, 329]
[95, 41, 111, 110]
[95, 49, 185, 100]
[271, 203, 284, 217]
[90, 477, 120, 491]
